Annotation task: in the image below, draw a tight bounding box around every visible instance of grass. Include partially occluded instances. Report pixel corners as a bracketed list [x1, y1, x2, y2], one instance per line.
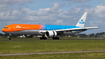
[0, 40, 105, 54]
[0, 52, 105, 59]
[0, 40, 105, 59]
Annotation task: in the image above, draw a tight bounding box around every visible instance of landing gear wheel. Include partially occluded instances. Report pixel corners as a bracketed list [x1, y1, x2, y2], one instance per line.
[9, 38, 11, 40]
[40, 37, 47, 40]
[52, 37, 60, 40]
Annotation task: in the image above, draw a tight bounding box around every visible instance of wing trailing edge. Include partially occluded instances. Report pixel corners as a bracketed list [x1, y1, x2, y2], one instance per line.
[55, 26, 99, 32]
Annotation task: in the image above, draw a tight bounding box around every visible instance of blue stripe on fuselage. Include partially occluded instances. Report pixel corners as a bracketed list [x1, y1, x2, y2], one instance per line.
[43, 25, 81, 30]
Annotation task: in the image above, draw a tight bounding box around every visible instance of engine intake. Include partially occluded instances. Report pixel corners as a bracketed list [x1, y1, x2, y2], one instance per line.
[46, 31, 57, 38]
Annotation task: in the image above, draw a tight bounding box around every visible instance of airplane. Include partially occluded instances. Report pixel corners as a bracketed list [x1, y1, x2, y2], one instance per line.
[2, 12, 99, 40]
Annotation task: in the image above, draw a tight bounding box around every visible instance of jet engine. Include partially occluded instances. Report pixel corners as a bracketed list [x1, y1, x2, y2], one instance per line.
[46, 31, 57, 38]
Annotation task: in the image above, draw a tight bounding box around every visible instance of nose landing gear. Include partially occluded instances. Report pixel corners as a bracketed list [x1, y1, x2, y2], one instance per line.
[8, 34, 11, 40]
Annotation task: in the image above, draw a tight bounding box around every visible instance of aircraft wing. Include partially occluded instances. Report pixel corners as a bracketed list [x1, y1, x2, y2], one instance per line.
[55, 26, 99, 32]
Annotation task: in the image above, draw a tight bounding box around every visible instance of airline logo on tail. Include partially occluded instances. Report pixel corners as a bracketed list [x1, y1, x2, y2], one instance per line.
[76, 12, 87, 27]
[79, 19, 85, 24]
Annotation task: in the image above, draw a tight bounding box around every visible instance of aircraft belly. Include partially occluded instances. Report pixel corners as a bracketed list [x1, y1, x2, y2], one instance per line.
[5, 30, 41, 35]
[63, 31, 81, 35]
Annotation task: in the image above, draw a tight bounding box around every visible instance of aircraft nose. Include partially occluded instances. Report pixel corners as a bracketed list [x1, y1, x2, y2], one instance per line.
[2, 28, 6, 32]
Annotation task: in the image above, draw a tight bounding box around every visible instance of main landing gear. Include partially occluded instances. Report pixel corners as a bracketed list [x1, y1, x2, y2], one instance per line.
[40, 35, 60, 40]
[40, 35, 47, 40]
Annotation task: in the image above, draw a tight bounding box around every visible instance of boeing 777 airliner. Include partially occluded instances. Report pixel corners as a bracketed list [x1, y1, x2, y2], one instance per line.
[2, 12, 99, 40]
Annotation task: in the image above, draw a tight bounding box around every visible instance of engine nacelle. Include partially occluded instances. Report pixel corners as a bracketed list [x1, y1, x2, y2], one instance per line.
[46, 31, 57, 38]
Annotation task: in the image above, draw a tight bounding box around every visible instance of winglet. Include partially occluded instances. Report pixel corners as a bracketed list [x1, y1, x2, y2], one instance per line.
[76, 12, 87, 27]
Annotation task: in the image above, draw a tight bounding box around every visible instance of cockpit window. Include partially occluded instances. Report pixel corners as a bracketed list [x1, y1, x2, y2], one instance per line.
[4, 27, 8, 29]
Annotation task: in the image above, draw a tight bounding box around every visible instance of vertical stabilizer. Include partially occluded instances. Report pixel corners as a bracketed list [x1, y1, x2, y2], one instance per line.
[76, 12, 87, 27]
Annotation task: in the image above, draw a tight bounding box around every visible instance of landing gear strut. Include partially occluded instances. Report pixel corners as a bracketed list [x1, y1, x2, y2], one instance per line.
[40, 35, 47, 40]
